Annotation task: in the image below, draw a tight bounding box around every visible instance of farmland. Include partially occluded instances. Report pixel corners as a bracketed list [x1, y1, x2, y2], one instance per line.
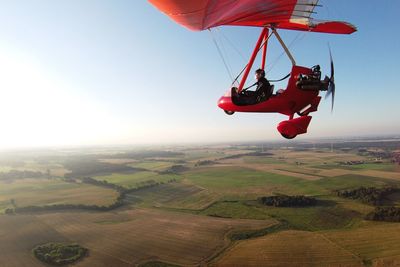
[0, 178, 118, 213]
[0, 138, 400, 266]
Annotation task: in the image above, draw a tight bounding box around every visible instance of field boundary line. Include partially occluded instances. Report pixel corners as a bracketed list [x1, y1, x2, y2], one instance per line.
[316, 231, 365, 265]
[204, 220, 281, 266]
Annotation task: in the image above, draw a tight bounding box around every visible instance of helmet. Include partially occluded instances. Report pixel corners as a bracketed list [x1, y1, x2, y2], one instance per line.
[312, 65, 320, 72]
[255, 68, 265, 77]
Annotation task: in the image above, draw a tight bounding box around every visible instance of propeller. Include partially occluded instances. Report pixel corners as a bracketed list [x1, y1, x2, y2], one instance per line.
[325, 45, 335, 112]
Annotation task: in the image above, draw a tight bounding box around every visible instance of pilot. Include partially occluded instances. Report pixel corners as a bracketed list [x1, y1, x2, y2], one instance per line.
[240, 69, 272, 104]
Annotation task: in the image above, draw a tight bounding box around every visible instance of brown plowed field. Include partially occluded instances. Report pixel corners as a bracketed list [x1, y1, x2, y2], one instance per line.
[0, 209, 277, 266]
[323, 222, 400, 263]
[215, 230, 363, 267]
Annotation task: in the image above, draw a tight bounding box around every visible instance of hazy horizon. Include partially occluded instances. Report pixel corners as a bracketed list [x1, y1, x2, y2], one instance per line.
[0, 0, 399, 149]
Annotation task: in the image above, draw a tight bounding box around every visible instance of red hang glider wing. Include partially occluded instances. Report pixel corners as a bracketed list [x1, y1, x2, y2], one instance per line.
[148, 0, 356, 34]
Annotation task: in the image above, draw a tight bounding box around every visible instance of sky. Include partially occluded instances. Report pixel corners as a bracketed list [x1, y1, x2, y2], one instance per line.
[0, 0, 399, 149]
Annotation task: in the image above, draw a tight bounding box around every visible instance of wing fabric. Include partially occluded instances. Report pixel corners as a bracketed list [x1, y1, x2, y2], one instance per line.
[148, 0, 356, 34]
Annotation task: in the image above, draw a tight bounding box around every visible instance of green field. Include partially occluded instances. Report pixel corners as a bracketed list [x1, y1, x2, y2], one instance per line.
[127, 161, 178, 171]
[312, 162, 397, 172]
[199, 198, 361, 231]
[1, 142, 400, 266]
[93, 171, 180, 188]
[184, 166, 324, 196]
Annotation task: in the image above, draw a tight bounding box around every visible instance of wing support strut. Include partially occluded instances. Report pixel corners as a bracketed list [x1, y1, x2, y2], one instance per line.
[237, 27, 297, 93]
[238, 27, 269, 93]
[272, 28, 297, 66]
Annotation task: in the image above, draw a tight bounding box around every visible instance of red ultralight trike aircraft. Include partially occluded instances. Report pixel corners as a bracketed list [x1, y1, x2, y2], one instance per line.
[148, 0, 357, 139]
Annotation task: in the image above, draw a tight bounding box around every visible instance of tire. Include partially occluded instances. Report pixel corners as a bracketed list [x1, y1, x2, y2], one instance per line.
[281, 133, 297, 139]
[224, 110, 235, 115]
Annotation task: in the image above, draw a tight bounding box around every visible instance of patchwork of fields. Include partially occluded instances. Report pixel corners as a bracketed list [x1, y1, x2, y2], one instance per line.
[0, 141, 399, 266]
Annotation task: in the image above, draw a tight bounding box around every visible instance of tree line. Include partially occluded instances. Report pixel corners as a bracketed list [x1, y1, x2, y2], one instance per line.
[259, 195, 317, 207]
[33, 243, 87, 266]
[63, 159, 138, 178]
[365, 207, 400, 222]
[335, 186, 398, 205]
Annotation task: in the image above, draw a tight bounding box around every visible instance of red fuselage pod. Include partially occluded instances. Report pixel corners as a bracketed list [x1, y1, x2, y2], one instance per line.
[217, 65, 321, 116]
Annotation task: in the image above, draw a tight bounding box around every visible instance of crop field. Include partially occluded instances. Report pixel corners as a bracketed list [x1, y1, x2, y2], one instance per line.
[0, 215, 70, 267]
[1, 140, 400, 266]
[127, 160, 178, 171]
[128, 182, 204, 207]
[0, 178, 118, 212]
[322, 222, 400, 266]
[0, 209, 277, 267]
[200, 199, 361, 231]
[183, 166, 324, 197]
[215, 230, 363, 266]
[0, 161, 68, 177]
[93, 171, 180, 188]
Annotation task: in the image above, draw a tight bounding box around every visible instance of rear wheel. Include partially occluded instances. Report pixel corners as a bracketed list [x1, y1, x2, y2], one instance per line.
[281, 133, 297, 139]
[224, 110, 235, 115]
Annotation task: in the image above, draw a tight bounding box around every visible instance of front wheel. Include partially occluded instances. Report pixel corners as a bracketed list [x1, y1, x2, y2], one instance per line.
[281, 133, 297, 139]
[224, 110, 235, 115]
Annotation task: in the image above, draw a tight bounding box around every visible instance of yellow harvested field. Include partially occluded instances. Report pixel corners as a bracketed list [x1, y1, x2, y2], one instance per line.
[272, 150, 365, 163]
[0, 178, 119, 208]
[238, 164, 322, 181]
[322, 223, 400, 262]
[218, 157, 323, 181]
[317, 168, 355, 177]
[0, 209, 277, 266]
[215, 230, 363, 267]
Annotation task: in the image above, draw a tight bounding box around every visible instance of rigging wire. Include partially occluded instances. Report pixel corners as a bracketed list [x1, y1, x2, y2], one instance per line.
[208, 29, 235, 83]
[210, 28, 306, 86]
[266, 31, 306, 74]
[215, 28, 235, 81]
[216, 28, 246, 62]
[230, 31, 274, 86]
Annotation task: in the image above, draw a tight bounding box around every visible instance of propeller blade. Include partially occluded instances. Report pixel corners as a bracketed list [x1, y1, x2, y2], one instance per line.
[325, 45, 335, 112]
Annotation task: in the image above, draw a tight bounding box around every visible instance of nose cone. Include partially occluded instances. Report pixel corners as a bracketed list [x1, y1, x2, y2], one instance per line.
[217, 96, 226, 109]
